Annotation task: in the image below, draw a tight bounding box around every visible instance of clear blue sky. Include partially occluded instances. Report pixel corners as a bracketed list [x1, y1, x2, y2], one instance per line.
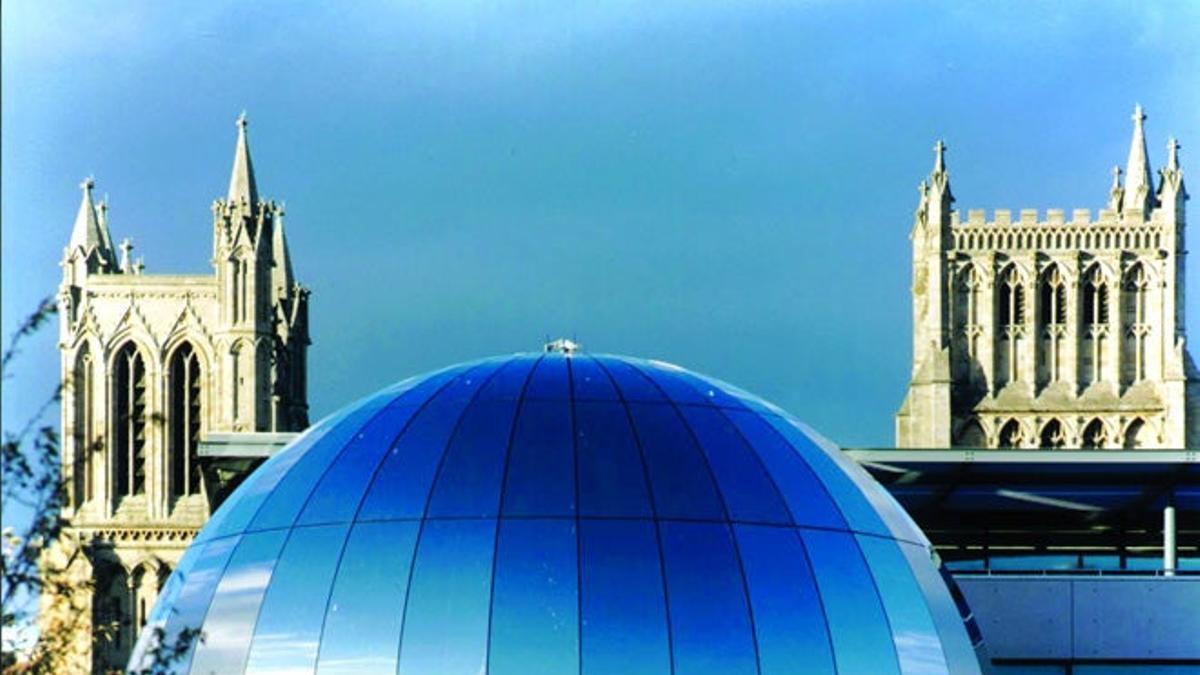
[3, 1, 1198, 449]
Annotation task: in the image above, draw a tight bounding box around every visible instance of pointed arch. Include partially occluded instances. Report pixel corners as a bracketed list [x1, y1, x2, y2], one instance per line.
[996, 265, 1026, 387]
[1037, 264, 1068, 385]
[1121, 262, 1152, 384]
[956, 419, 987, 448]
[129, 558, 167, 637]
[93, 560, 131, 663]
[168, 341, 203, 499]
[1081, 418, 1109, 449]
[1082, 263, 1111, 326]
[230, 340, 246, 425]
[953, 263, 984, 375]
[71, 343, 97, 506]
[997, 264, 1026, 327]
[1039, 419, 1066, 449]
[1038, 264, 1068, 327]
[1123, 418, 1148, 449]
[997, 419, 1023, 448]
[111, 341, 148, 499]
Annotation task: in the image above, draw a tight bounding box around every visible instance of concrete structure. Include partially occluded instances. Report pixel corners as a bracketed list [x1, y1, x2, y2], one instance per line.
[851, 447, 1199, 671]
[897, 107, 1197, 448]
[51, 115, 309, 672]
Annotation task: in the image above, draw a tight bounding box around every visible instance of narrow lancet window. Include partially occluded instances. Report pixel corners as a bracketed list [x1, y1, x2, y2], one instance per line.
[1122, 264, 1150, 384]
[996, 266, 1025, 386]
[113, 342, 147, 498]
[1082, 266, 1110, 386]
[1037, 266, 1067, 385]
[231, 343, 242, 424]
[169, 343, 203, 498]
[72, 345, 95, 506]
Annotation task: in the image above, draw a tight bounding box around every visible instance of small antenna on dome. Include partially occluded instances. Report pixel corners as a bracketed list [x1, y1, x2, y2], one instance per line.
[544, 338, 581, 354]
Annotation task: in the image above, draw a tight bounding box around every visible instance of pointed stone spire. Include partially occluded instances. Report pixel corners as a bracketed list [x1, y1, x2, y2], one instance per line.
[1158, 137, 1188, 222]
[1108, 165, 1124, 212]
[227, 111, 259, 206]
[119, 238, 134, 274]
[929, 139, 954, 206]
[96, 194, 115, 255]
[271, 204, 295, 294]
[1167, 136, 1181, 172]
[1122, 104, 1154, 214]
[68, 177, 115, 261]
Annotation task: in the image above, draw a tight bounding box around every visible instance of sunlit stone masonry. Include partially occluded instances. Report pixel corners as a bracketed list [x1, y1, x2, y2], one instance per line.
[897, 107, 1196, 449]
[48, 114, 310, 672]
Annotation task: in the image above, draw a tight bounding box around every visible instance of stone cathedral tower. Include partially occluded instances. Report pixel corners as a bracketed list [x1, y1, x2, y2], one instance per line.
[52, 115, 310, 672]
[896, 107, 1196, 449]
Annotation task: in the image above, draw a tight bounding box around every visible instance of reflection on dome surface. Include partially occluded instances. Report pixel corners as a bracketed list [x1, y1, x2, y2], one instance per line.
[130, 352, 985, 674]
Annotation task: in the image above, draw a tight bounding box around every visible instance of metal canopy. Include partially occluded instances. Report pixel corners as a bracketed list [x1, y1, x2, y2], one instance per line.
[845, 449, 1199, 560]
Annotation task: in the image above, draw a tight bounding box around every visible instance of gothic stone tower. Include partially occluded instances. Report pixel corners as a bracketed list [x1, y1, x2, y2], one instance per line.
[896, 107, 1196, 449]
[52, 115, 310, 672]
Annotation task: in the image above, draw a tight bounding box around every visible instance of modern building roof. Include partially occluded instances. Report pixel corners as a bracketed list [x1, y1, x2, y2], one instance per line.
[851, 448, 1199, 559]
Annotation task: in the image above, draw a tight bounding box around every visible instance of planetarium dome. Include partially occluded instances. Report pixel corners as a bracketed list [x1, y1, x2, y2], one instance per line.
[130, 351, 985, 674]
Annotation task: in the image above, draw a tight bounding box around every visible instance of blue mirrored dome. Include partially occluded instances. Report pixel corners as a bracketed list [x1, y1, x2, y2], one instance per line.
[131, 352, 984, 674]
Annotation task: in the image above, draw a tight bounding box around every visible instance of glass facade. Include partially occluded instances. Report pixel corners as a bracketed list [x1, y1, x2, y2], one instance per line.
[130, 353, 984, 674]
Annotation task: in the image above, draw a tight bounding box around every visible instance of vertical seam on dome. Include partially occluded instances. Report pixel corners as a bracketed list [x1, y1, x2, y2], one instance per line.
[174, 535, 245, 674]
[417, 361, 510, 519]
[754, 413, 858, 533]
[848, 533, 905, 675]
[680, 369, 856, 532]
[788, 528, 841, 675]
[623, 359, 764, 675]
[306, 360, 501, 671]
[241, 384, 411, 535]
[658, 368, 799, 528]
[482, 355, 543, 674]
[383, 358, 515, 672]
[565, 356, 584, 675]
[245, 364, 487, 673]
[234, 530, 291, 673]
[590, 355, 677, 675]
[657, 366, 842, 672]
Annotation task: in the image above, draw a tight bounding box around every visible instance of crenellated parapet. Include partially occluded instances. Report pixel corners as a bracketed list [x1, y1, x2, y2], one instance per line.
[950, 208, 1169, 253]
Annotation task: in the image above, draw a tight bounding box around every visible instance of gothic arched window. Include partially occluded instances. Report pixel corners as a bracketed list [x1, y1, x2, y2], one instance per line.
[1039, 419, 1066, 449]
[996, 266, 1026, 386]
[1122, 263, 1151, 384]
[957, 265, 981, 326]
[1123, 418, 1147, 449]
[998, 419, 1023, 448]
[113, 342, 147, 498]
[1039, 267, 1067, 327]
[93, 563, 130, 664]
[72, 344, 96, 506]
[230, 341, 246, 425]
[998, 266, 1025, 328]
[169, 343, 202, 498]
[1083, 266, 1111, 326]
[1037, 266, 1067, 384]
[1081, 419, 1108, 449]
[130, 563, 164, 636]
[1081, 265, 1111, 386]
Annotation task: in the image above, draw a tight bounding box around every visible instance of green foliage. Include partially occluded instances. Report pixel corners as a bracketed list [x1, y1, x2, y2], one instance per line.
[1, 298, 199, 674]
